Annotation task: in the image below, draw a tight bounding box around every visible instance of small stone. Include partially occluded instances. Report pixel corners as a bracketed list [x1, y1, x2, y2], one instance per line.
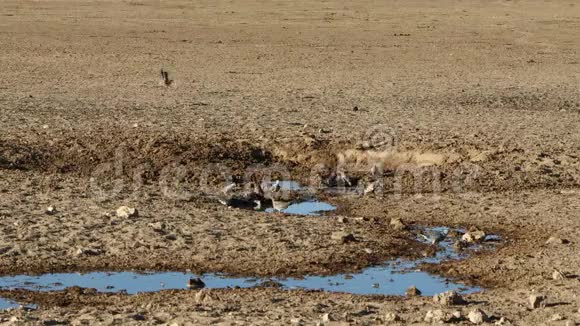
[75, 248, 102, 256]
[364, 182, 376, 195]
[462, 233, 475, 243]
[364, 248, 373, 254]
[433, 291, 466, 306]
[384, 312, 400, 322]
[372, 283, 380, 288]
[337, 216, 348, 223]
[451, 310, 462, 319]
[390, 218, 407, 231]
[405, 285, 422, 297]
[148, 222, 166, 233]
[546, 236, 569, 245]
[116, 206, 138, 218]
[353, 106, 359, 111]
[186, 278, 205, 289]
[471, 230, 486, 241]
[45, 206, 57, 215]
[290, 318, 303, 325]
[467, 308, 487, 324]
[551, 313, 565, 321]
[462, 230, 486, 243]
[529, 294, 546, 309]
[495, 317, 508, 325]
[552, 269, 566, 280]
[321, 313, 335, 322]
[331, 231, 356, 244]
[424, 309, 450, 323]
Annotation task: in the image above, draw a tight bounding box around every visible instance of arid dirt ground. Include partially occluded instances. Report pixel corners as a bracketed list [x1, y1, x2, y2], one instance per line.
[1, 0, 580, 324]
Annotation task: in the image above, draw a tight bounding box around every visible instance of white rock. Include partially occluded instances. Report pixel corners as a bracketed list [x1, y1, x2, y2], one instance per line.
[546, 236, 568, 245]
[552, 269, 566, 280]
[462, 230, 486, 243]
[45, 206, 57, 215]
[116, 206, 138, 218]
[321, 313, 335, 322]
[384, 312, 400, 322]
[424, 309, 449, 323]
[433, 291, 466, 306]
[468, 308, 487, 324]
[529, 294, 545, 309]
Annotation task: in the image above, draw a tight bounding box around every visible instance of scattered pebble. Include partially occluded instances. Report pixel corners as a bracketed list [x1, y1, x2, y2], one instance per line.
[433, 291, 466, 306]
[462, 230, 486, 243]
[75, 248, 102, 256]
[546, 236, 569, 245]
[551, 313, 565, 321]
[384, 312, 400, 322]
[116, 206, 138, 218]
[552, 269, 566, 280]
[468, 308, 487, 324]
[405, 285, 421, 297]
[337, 216, 348, 223]
[424, 309, 451, 323]
[390, 218, 407, 231]
[45, 206, 57, 215]
[529, 294, 546, 309]
[148, 222, 166, 233]
[363, 182, 376, 195]
[331, 231, 356, 244]
[321, 313, 335, 322]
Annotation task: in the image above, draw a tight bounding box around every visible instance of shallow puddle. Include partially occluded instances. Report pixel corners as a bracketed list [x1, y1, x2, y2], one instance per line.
[0, 298, 29, 310]
[222, 180, 337, 216]
[0, 227, 498, 306]
[264, 200, 336, 216]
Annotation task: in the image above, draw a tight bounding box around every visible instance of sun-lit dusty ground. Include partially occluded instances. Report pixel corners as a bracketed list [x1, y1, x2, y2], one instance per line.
[1, 0, 580, 324]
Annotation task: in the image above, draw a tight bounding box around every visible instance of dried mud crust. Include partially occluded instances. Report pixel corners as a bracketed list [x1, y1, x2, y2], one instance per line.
[0, 286, 577, 325]
[336, 189, 580, 291]
[1, 130, 579, 194]
[0, 170, 432, 277]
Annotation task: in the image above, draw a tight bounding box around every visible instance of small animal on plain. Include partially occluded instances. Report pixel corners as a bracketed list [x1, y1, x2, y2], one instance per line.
[160, 69, 173, 86]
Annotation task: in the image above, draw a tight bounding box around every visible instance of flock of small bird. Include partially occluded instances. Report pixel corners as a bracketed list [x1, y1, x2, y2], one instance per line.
[217, 179, 301, 212]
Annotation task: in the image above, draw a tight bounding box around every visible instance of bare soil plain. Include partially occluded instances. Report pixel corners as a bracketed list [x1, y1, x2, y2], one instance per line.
[1, 0, 580, 324]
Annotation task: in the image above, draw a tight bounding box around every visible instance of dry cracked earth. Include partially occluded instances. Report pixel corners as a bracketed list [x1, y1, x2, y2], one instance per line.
[0, 0, 580, 324]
